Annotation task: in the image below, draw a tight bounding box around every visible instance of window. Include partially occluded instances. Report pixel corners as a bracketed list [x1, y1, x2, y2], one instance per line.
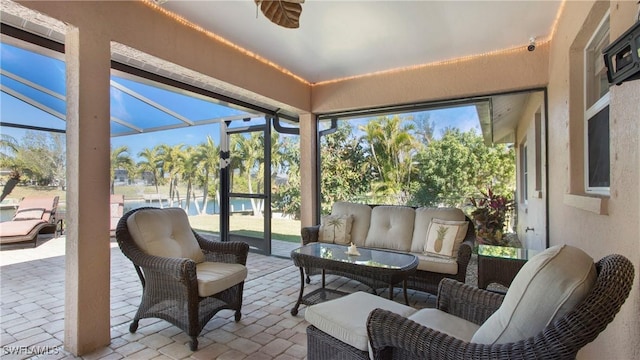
[534, 112, 542, 192]
[584, 14, 610, 193]
[520, 141, 528, 204]
[317, 101, 517, 214]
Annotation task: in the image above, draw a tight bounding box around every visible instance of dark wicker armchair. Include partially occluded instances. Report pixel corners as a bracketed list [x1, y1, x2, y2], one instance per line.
[116, 207, 249, 351]
[367, 254, 634, 360]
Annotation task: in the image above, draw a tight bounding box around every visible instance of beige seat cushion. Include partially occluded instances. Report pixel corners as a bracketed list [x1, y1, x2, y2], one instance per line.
[0, 219, 45, 236]
[319, 214, 353, 245]
[196, 262, 248, 297]
[126, 207, 205, 263]
[472, 244, 597, 344]
[305, 291, 417, 351]
[364, 206, 415, 251]
[331, 202, 372, 246]
[408, 308, 480, 342]
[411, 208, 466, 253]
[413, 253, 458, 274]
[13, 196, 57, 222]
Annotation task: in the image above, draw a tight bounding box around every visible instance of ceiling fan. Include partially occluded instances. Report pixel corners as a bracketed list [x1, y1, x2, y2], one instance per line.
[255, 0, 304, 29]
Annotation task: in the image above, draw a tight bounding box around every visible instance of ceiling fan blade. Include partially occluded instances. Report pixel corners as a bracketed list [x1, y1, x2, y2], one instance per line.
[256, 0, 303, 29]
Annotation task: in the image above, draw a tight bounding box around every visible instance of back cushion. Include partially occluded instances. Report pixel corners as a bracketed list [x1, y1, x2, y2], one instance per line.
[15, 196, 58, 222]
[127, 207, 205, 263]
[364, 206, 415, 251]
[471, 244, 597, 344]
[13, 209, 45, 221]
[331, 202, 372, 246]
[411, 208, 466, 253]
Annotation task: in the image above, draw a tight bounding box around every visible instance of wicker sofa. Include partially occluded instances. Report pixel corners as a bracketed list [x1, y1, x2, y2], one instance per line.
[301, 202, 475, 295]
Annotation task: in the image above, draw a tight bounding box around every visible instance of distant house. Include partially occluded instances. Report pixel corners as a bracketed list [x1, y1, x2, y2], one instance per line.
[113, 169, 128, 185]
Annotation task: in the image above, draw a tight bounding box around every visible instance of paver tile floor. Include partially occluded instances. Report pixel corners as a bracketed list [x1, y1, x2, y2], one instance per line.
[1, 235, 478, 359]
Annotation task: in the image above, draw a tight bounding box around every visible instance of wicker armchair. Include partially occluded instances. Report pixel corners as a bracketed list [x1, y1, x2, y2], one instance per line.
[116, 207, 249, 351]
[367, 254, 634, 360]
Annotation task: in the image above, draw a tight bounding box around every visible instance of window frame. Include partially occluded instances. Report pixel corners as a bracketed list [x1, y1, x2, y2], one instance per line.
[583, 12, 610, 195]
[520, 141, 529, 205]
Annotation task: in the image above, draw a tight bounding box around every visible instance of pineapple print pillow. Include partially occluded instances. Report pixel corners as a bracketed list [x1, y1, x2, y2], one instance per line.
[424, 218, 468, 258]
[319, 214, 354, 245]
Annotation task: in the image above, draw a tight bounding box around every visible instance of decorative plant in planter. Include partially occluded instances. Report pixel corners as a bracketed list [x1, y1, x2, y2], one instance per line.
[468, 188, 515, 247]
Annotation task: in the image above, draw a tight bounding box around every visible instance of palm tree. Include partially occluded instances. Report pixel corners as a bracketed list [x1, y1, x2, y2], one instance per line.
[180, 146, 200, 213]
[196, 136, 219, 215]
[231, 133, 264, 215]
[359, 116, 417, 204]
[159, 144, 185, 206]
[0, 134, 19, 167]
[359, 121, 385, 179]
[137, 146, 163, 194]
[270, 131, 285, 185]
[110, 145, 134, 194]
[0, 134, 21, 201]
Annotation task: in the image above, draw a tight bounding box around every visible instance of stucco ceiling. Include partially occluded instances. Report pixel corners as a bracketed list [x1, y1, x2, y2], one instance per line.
[160, 0, 563, 84]
[0, 0, 555, 142]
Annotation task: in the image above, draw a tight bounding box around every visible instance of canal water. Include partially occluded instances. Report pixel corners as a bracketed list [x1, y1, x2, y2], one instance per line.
[0, 198, 253, 222]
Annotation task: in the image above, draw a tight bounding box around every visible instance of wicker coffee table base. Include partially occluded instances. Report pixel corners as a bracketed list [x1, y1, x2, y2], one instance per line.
[291, 286, 347, 316]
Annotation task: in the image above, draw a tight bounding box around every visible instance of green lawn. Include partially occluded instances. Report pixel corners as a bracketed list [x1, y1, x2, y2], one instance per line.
[189, 214, 302, 243]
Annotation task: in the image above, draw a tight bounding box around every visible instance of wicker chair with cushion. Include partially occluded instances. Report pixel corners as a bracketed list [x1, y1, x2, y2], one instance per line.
[116, 207, 249, 351]
[366, 250, 634, 360]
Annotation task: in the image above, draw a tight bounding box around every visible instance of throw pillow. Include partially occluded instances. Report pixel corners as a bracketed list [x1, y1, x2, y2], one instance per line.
[319, 214, 353, 245]
[424, 218, 468, 258]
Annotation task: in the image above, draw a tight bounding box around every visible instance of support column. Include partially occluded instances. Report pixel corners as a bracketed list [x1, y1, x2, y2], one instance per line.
[299, 113, 318, 228]
[64, 27, 111, 355]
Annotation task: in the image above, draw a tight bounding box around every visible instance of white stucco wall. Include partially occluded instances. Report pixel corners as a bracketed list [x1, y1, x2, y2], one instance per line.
[546, 1, 640, 358]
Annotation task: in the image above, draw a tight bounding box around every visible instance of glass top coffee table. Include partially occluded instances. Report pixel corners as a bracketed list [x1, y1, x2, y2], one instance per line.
[290, 243, 418, 316]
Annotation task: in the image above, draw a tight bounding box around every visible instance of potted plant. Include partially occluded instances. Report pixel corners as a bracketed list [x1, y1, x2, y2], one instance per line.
[468, 188, 515, 247]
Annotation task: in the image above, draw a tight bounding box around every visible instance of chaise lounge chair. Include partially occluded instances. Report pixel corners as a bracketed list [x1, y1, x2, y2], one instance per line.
[109, 194, 124, 237]
[0, 196, 59, 247]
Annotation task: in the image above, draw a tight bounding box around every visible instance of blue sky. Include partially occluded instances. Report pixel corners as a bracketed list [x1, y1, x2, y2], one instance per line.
[1, 42, 481, 161]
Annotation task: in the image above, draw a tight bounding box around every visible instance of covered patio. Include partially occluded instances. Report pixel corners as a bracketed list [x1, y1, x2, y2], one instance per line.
[0, 0, 638, 359]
